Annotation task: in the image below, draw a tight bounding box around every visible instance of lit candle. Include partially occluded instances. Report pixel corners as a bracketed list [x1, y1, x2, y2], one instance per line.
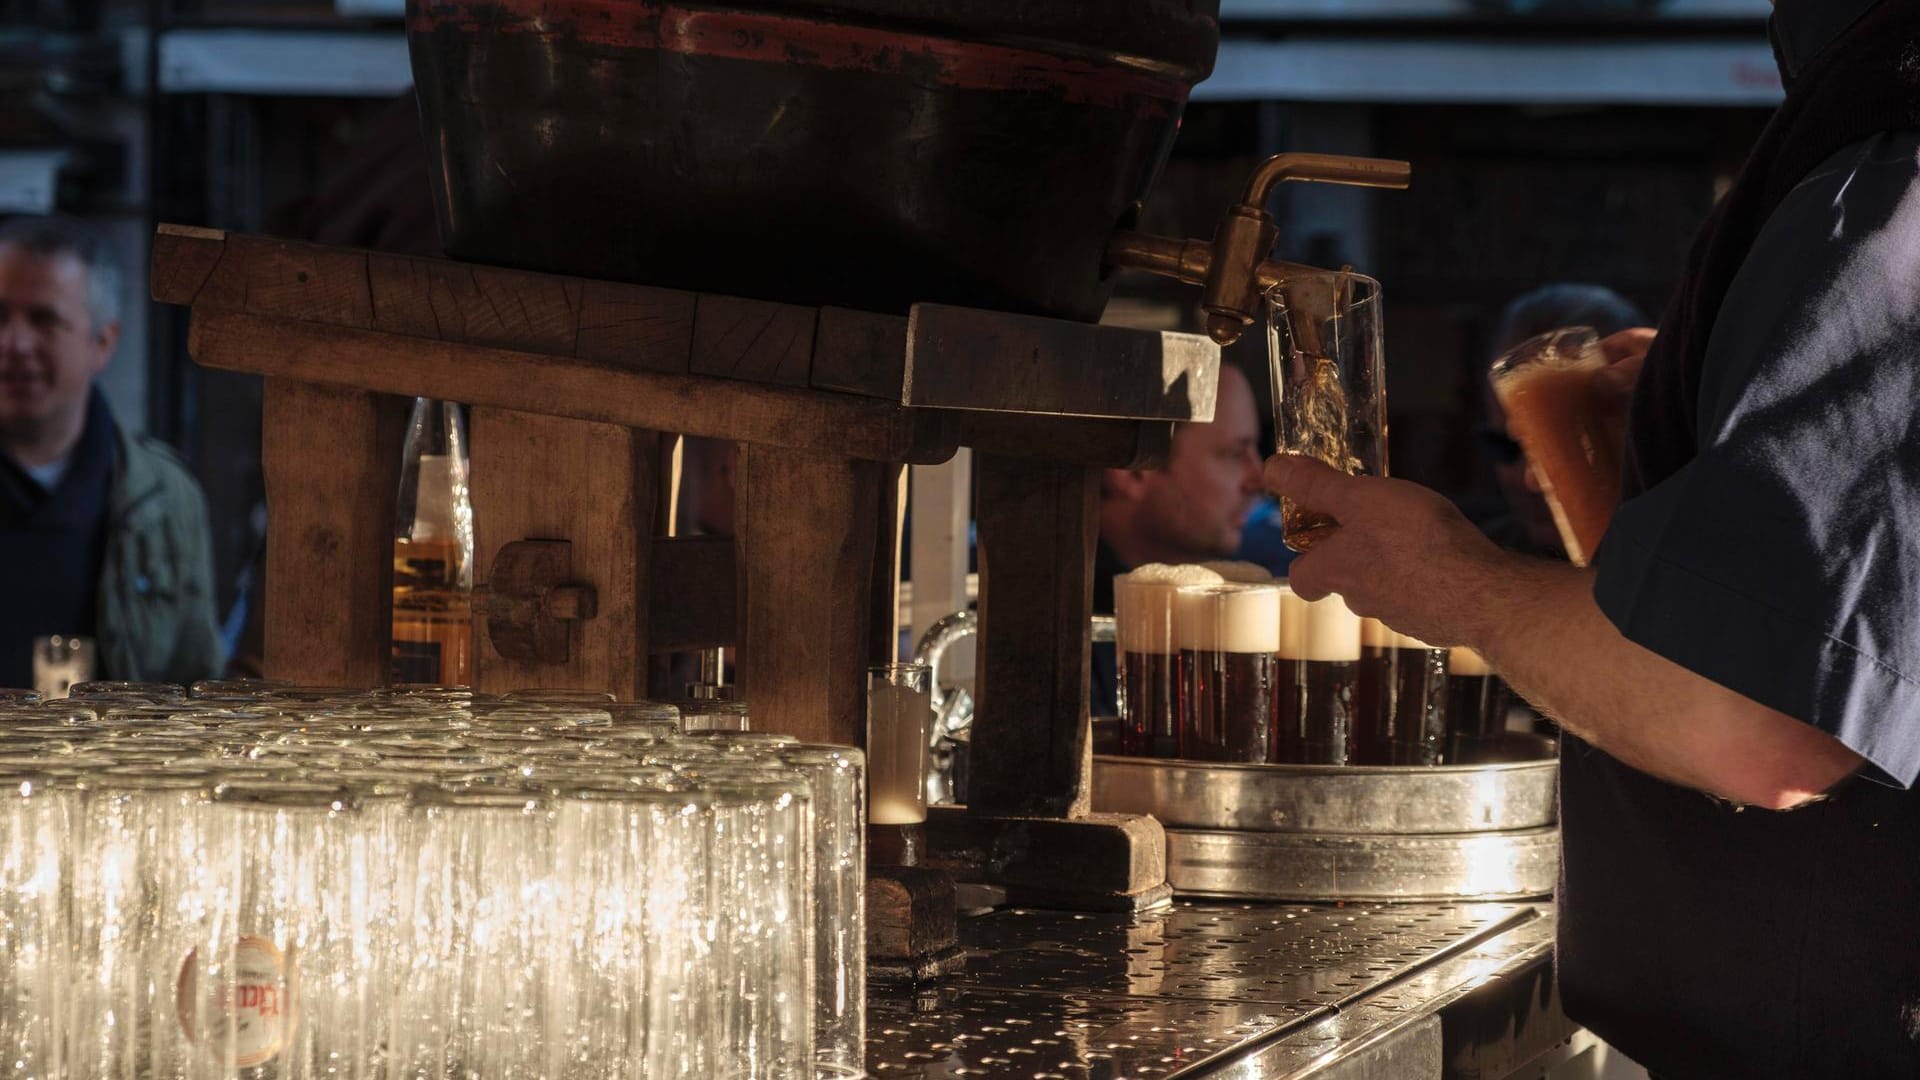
[867, 672, 931, 825]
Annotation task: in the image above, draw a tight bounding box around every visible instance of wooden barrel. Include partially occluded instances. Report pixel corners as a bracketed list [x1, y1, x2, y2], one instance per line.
[406, 0, 1220, 321]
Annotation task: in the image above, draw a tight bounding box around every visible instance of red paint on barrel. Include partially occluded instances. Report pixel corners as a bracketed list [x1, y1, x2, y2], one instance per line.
[409, 0, 1188, 113]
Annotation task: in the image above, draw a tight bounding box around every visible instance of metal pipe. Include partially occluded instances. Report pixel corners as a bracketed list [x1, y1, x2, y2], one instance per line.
[1242, 152, 1412, 206]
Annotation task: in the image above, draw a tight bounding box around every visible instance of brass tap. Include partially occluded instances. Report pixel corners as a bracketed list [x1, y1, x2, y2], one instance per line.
[1106, 152, 1411, 345]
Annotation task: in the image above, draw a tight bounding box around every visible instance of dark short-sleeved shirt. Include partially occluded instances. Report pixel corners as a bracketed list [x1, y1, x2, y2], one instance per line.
[1563, 2, 1920, 1074]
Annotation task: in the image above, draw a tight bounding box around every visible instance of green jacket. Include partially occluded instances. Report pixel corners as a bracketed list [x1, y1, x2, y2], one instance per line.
[96, 423, 225, 684]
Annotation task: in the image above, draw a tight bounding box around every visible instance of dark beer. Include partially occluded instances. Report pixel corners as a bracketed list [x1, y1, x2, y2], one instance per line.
[1175, 583, 1281, 763]
[1444, 646, 1510, 764]
[1115, 566, 1222, 758]
[1274, 588, 1361, 765]
[1118, 653, 1179, 757]
[1352, 621, 1446, 766]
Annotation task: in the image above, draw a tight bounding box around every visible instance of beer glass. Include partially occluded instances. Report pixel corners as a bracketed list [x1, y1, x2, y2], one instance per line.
[867, 664, 931, 826]
[1114, 566, 1223, 758]
[1267, 271, 1388, 552]
[1444, 646, 1513, 764]
[1175, 583, 1281, 763]
[1489, 326, 1623, 566]
[1353, 619, 1447, 766]
[1275, 586, 1363, 765]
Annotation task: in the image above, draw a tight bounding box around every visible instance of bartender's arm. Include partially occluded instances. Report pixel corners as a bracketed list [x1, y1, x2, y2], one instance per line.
[1266, 454, 1865, 811]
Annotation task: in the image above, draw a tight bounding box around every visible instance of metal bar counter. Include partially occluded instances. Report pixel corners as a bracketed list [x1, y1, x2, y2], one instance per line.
[865, 899, 1575, 1079]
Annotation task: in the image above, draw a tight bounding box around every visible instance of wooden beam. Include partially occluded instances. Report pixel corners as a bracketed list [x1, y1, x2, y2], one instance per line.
[950, 412, 1174, 470]
[469, 408, 654, 697]
[968, 454, 1100, 818]
[647, 536, 736, 652]
[735, 447, 890, 745]
[260, 381, 407, 687]
[186, 310, 955, 465]
[906, 302, 1219, 421]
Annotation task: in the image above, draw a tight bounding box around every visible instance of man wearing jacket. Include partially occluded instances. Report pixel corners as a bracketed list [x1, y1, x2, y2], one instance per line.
[0, 215, 223, 688]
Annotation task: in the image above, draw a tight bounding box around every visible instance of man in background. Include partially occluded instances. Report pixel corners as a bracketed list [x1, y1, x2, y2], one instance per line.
[1095, 361, 1265, 605]
[1474, 284, 1647, 557]
[0, 215, 222, 688]
[1092, 362, 1264, 714]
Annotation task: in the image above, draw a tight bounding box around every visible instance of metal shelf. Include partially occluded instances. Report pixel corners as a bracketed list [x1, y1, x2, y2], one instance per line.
[157, 27, 409, 95]
[1196, 34, 1781, 105]
[153, 22, 1781, 107]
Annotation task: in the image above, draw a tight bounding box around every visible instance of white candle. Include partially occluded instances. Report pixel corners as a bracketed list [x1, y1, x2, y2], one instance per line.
[867, 683, 931, 825]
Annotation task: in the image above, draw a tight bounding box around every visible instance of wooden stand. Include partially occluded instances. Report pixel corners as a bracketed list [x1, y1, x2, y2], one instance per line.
[152, 224, 1218, 912]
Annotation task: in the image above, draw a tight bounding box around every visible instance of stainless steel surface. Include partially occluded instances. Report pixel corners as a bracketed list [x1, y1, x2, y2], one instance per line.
[866, 900, 1560, 1078]
[1166, 827, 1559, 903]
[1091, 745, 1557, 835]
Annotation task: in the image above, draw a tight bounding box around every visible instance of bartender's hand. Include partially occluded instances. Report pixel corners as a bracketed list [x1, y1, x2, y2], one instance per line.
[1266, 455, 1512, 648]
[1592, 326, 1656, 420]
[1265, 449, 1865, 810]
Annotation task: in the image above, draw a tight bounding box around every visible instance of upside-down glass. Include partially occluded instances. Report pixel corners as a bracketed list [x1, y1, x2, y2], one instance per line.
[1488, 326, 1623, 566]
[1267, 271, 1388, 552]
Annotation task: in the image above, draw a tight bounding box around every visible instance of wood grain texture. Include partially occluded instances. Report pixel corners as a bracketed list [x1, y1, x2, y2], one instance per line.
[690, 294, 816, 387]
[865, 867, 958, 960]
[811, 306, 908, 399]
[186, 311, 955, 465]
[260, 380, 407, 687]
[647, 536, 736, 652]
[469, 408, 655, 697]
[906, 302, 1220, 420]
[734, 446, 890, 745]
[950, 413, 1174, 470]
[924, 807, 1166, 901]
[968, 454, 1099, 818]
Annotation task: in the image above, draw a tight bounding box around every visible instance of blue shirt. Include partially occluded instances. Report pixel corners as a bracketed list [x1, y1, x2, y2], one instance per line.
[1560, 1, 1920, 1074]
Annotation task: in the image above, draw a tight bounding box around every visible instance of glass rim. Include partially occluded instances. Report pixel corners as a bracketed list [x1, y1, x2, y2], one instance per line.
[1488, 324, 1603, 379]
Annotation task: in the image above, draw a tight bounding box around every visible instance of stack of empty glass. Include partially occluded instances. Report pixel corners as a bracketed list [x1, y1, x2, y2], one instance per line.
[0, 680, 866, 1078]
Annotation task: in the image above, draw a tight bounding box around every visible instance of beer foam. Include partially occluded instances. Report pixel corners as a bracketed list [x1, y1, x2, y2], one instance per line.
[1174, 584, 1282, 653]
[1279, 588, 1363, 662]
[1201, 560, 1274, 584]
[1115, 566, 1226, 653]
[1448, 646, 1492, 676]
[1395, 629, 1439, 651]
[1361, 617, 1392, 649]
[1124, 563, 1225, 588]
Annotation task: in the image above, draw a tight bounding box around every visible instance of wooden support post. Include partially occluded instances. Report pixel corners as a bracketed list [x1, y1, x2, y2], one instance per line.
[735, 446, 888, 745]
[260, 380, 408, 686]
[469, 407, 657, 697]
[969, 453, 1099, 818]
[871, 464, 908, 668]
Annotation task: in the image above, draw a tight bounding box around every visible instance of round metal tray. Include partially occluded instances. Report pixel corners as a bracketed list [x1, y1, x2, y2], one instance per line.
[1091, 734, 1557, 835]
[1166, 826, 1559, 903]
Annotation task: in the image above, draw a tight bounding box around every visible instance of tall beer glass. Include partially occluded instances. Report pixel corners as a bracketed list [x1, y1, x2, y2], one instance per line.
[1353, 620, 1447, 766]
[1488, 326, 1623, 565]
[1268, 271, 1388, 552]
[1275, 587, 1363, 764]
[1115, 564, 1223, 758]
[1444, 646, 1512, 763]
[1175, 583, 1281, 763]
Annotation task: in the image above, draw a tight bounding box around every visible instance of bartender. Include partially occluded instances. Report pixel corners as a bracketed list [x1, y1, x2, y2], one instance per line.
[1266, 0, 1920, 1075]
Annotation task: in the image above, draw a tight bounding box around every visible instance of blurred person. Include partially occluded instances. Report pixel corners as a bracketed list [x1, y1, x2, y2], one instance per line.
[1095, 361, 1264, 608]
[0, 215, 223, 687]
[1092, 363, 1263, 716]
[1263, 1, 1920, 1073]
[1476, 284, 1647, 557]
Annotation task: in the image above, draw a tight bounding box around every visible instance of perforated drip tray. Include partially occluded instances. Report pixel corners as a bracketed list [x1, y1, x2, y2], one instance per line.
[867, 900, 1553, 1078]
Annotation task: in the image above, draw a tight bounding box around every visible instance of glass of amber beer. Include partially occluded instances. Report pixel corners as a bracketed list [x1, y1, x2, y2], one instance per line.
[1488, 327, 1624, 566]
[1267, 271, 1388, 552]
